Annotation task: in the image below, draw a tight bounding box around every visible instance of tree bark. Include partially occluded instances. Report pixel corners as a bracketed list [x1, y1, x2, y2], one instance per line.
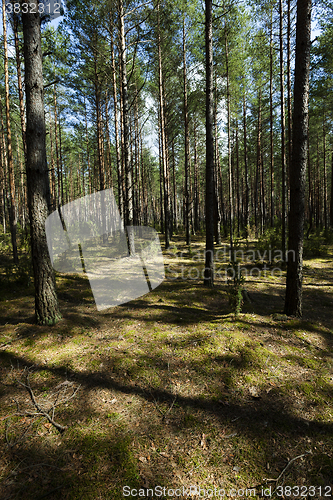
[157, 1, 170, 249]
[13, 13, 27, 162]
[53, 85, 62, 207]
[269, 11, 275, 227]
[204, 0, 214, 287]
[323, 116, 328, 230]
[2, 0, 18, 264]
[224, 10, 233, 255]
[284, 0, 311, 317]
[0, 95, 8, 234]
[22, 5, 61, 325]
[118, 0, 135, 252]
[279, 0, 287, 259]
[330, 153, 333, 228]
[243, 95, 249, 233]
[183, 16, 191, 246]
[287, 0, 292, 192]
[110, 26, 123, 219]
[48, 115, 56, 211]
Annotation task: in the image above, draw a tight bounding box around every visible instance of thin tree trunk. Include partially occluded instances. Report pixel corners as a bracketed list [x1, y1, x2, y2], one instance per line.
[270, 11, 275, 227]
[236, 123, 240, 237]
[323, 115, 328, 230]
[49, 115, 56, 211]
[287, 0, 292, 193]
[83, 98, 92, 195]
[225, 11, 233, 256]
[13, 13, 27, 162]
[285, 0, 311, 317]
[53, 85, 62, 206]
[157, 1, 169, 249]
[2, 1, 18, 264]
[110, 26, 123, 219]
[105, 90, 113, 190]
[330, 152, 333, 228]
[204, 0, 214, 287]
[58, 114, 65, 204]
[0, 95, 8, 234]
[214, 74, 221, 244]
[306, 117, 312, 237]
[243, 95, 249, 233]
[119, 0, 134, 252]
[172, 138, 177, 232]
[279, 0, 287, 259]
[183, 16, 191, 246]
[256, 90, 263, 234]
[193, 124, 200, 233]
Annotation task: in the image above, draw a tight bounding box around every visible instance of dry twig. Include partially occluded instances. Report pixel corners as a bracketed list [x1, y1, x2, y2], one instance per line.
[3, 367, 80, 447]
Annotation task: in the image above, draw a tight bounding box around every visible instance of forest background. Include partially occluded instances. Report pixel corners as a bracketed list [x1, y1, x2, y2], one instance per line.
[0, 0, 333, 499]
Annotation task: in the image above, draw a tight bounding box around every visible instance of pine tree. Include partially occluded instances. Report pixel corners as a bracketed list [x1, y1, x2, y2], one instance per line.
[284, 0, 312, 317]
[22, 4, 62, 325]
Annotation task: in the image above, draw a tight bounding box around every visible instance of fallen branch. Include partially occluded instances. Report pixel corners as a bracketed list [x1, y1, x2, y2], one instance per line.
[16, 371, 80, 433]
[274, 452, 309, 484]
[263, 452, 311, 494]
[3, 367, 80, 446]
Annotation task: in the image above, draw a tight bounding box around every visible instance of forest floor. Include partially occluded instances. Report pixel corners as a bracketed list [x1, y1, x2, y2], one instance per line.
[0, 234, 332, 500]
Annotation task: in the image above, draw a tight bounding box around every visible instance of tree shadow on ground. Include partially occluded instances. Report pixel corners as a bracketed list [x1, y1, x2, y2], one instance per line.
[1, 349, 332, 499]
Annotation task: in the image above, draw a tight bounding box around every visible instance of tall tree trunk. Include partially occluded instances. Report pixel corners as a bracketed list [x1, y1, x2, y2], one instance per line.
[323, 115, 328, 230]
[236, 123, 240, 237]
[269, 11, 275, 227]
[285, 0, 311, 317]
[118, 0, 134, 252]
[13, 13, 27, 162]
[256, 91, 263, 234]
[183, 16, 191, 246]
[193, 123, 200, 233]
[306, 118, 313, 237]
[214, 74, 221, 244]
[53, 85, 62, 206]
[243, 95, 249, 233]
[94, 54, 105, 199]
[22, 5, 61, 325]
[224, 14, 233, 256]
[0, 95, 8, 234]
[48, 115, 56, 211]
[83, 98, 92, 195]
[2, 1, 18, 264]
[58, 114, 65, 204]
[110, 26, 123, 219]
[157, 1, 170, 249]
[279, 0, 287, 259]
[172, 138, 177, 232]
[204, 0, 214, 287]
[330, 153, 333, 228]
[105, 90, 113, 190]
[287, 0, 292, 191]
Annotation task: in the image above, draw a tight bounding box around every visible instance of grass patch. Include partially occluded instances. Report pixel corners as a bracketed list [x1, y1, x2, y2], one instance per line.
[0, 235, 332, 499]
